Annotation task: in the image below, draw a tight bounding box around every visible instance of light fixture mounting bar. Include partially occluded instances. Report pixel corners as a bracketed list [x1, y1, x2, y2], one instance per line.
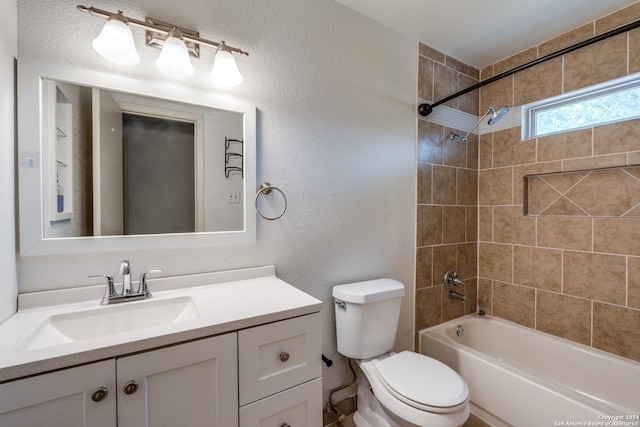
[77, 5, 249, 56]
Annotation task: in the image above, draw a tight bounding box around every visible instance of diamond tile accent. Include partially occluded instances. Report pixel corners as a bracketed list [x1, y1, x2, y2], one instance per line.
[527, 166, 640, 217]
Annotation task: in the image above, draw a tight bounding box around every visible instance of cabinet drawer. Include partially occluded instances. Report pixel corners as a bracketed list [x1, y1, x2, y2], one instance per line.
[238, 312, 321, 405]
[239, 378, 322, 427]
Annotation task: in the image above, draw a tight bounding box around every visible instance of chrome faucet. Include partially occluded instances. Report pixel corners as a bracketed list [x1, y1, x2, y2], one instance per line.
[444, 270, 466, 303]
[90, 260, 162, 305]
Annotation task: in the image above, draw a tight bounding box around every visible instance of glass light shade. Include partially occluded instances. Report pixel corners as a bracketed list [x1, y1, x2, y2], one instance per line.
[155, 35, 194, 78]
[91, 19, 140, 65]
[210, 48, 243, 87]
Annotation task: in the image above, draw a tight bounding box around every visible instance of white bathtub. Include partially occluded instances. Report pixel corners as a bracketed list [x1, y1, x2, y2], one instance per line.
[419, 314, 640, 427]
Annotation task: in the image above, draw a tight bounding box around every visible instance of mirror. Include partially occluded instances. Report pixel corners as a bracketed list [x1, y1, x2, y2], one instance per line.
[18, 58, 256, 256]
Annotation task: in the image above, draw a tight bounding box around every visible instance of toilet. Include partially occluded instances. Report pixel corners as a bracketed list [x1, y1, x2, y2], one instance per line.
[332, 279, 470, 427]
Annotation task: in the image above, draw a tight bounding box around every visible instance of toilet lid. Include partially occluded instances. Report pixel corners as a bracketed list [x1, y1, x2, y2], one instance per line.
[373, 351, 469, 409]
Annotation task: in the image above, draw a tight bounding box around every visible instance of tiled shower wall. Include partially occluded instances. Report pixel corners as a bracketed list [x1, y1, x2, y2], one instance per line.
[415, 46, 480, 342]
[477, 3, 640, 362]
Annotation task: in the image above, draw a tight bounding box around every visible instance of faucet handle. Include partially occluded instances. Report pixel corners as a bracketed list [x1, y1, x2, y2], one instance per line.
[89, 274, 117, 304]
[138, 270, 162, 297]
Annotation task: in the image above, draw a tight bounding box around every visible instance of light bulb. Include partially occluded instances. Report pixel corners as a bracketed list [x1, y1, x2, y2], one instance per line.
[155, 31, 194, 78]
[210, 44, 243, 87]
[91, 14, 139, 65]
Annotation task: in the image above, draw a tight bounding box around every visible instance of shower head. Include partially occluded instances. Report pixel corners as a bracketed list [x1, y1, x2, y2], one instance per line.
[487, 106, 510, 125]
[449, 105, 511, 142]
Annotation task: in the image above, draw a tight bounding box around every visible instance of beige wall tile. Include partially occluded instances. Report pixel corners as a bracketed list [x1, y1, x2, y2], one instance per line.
[442, 284, 466, 321]
[466, 206, 478, 243]
[479, 134, 492, 170]
[468, 66, 479, 81]
[480, 77, 513, 115]
[417, 163, 432, 204]
[479, 207, 493, 242]
[458, 75, 479, 116]
[418, 56, 434, 101]
[493, 282, 535, 328]
[479, 243, 512, 282]
[494, 48, 537, 75]
[493, 206, 536, 246]
[466, 133, 479, 170]
[443, 128, 467, 167]
[538, 23, 594, 57]
[480, 65, 493, 81]
[594, 119, 640, 156]
[418, 119, 443, 164]
[514, 58, 562, 106]
[536, 291, 591, 345]
[542, 197, 588, 216]
[457, 168, 478, 206]
[631, 28, 640, 74]
[543, 171, 589, 193]
[537, 216, 592, 251]
[628, 257, 640, 309]
[628, 151, 640, 165]
[433, 245, 457, 286]
[593, 303, 640, 362]
[514, 162, 563, 205]
[565, 169, 640, 216]
[594, 218, 640, 256]
[415, 286, 442, 330]
[514, 246, 562, 292]
[478, 279, 492, 314]
[463, 278, 478, 315]
[434, 63, 459, 108]
[562, 153, 627, 171]
[595, 2, 640, 34]
[563, 251, 626, 305]
[457, 242, 477, 281]
[416, 247, 433, 290]
[445, 56, 468, 74]
[528, 177, 561, 215]
[419, 43, 445, 63]
[492, 127, 535, 168]
[537, 128, 592, 162]
[417, 206, 442, 246]
[479, 168, 512, 205]
[563, 34, 627, 93]
[443, 206, 466, 244]
[433, 166, 457, 204]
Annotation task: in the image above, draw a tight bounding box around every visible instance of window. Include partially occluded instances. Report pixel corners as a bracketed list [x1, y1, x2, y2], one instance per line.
[523, 75, 640, 139]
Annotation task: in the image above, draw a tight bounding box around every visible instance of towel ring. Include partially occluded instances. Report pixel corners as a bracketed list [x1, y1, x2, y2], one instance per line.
[255, 183, 287, 220]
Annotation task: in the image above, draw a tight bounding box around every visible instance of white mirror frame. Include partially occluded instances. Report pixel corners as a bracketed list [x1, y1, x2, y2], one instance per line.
[18, 58, 256, 256]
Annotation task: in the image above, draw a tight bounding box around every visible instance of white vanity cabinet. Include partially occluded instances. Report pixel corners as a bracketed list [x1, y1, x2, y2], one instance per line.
[0, 360, 116, 427]
[238, 313, 322, 427]
[0, 333, 237, 427]
[117, 333, 238, 426]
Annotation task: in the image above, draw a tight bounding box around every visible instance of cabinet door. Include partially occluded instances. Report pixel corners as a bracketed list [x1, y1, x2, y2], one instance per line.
[117, 333, 238, 427]
[239, 378, 322, 427]
[0, 360, 116, 427]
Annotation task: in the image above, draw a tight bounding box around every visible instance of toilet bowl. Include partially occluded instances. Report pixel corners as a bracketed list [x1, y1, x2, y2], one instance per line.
[332, 279, 470, 427]
[356, 351, 469, 427]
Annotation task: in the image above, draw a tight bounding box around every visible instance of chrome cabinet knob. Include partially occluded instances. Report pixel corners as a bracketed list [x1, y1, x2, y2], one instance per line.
[91, 386, 109, 402]
[123, 380, 139, 395]
[279, 351, 290, 362]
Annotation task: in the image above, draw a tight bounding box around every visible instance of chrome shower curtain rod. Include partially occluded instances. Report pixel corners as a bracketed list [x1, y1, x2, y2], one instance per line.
[418, 17, 640, 117]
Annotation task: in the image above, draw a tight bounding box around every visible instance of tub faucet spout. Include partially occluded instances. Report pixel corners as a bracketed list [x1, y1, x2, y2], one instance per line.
[448, 289, 467, 303]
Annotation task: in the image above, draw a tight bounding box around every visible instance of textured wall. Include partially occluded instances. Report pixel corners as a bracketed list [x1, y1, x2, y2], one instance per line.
[478, 3, 640, 362]
[15, 0, 417, 405]
[0, 0, 18, 323]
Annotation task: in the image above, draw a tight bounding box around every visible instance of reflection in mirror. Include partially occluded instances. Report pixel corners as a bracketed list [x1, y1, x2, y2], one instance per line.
[42, 80, 244, 239]
[18, 59, 256, 256]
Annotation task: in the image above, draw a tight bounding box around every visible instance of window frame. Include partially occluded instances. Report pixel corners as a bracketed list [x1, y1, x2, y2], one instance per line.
[522, 73, 640, 140]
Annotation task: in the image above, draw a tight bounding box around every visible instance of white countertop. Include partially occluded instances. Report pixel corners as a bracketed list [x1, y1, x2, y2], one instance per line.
[0, 266, 322, 383]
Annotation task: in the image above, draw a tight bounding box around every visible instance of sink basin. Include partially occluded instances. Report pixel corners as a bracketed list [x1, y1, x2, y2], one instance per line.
[19, 296, 200, 351]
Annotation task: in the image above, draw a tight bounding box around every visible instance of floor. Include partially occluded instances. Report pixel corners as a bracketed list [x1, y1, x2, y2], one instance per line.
[327, 412, 492, 427]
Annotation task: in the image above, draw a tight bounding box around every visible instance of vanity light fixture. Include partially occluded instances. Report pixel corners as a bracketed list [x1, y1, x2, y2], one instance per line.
[78, 5, 248, 86]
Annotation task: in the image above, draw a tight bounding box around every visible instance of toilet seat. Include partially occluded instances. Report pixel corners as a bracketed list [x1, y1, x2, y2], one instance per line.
[362, 351, 469, 414]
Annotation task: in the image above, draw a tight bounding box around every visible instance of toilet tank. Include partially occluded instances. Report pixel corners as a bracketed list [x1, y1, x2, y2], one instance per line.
[332, 279, 405, 359]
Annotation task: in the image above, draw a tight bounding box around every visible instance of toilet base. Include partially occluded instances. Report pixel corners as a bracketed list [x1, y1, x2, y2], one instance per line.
[354, 368, 468, 427]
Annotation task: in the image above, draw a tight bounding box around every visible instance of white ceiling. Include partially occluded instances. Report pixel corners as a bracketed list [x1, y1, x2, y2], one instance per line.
[334, 0, 640, 69]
